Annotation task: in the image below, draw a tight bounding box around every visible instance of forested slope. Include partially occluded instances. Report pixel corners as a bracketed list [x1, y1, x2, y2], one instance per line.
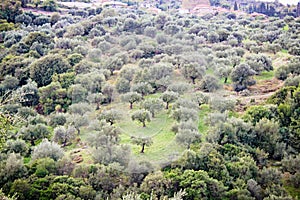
[0, 1, 300, 199]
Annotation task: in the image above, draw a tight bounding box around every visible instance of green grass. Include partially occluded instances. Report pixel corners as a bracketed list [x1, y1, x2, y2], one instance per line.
[283, 180, 300, 199]
[77, 100, 185, 166]
[77, 96, 214, 167]
[284, 185, 300, 199]
[79, 149, 94, 164]
[24, 157, 31, 164]
[119, 112, 170, 137]
[220, 77, 232, 84]
[254, 70, 275, 81]
[119, 110, 184, 166]
[283, 24, 289, 31]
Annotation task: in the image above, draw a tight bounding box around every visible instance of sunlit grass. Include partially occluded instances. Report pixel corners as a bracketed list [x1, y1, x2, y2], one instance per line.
[283, 178, 300, 199]
[119, 110, 184, 165]
[255, 70, 275, 81]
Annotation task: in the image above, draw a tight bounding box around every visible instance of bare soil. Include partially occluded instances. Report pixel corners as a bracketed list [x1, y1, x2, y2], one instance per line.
[233, 78, 284, 112]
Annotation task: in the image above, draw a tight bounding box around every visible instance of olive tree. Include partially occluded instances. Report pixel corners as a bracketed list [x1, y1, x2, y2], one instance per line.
[31, 139, 64, 161]
[19, 123, 51, 146]
[86, 93, 103, 110]
[148, 63, 173, 91]
[87, 120, 121, 149]
[98, 109, 121, 125]
[121, 92, 142, 109]
[115, 78, 130, 94]
[142, 98, 164, 118]
[199, 74, 221, 92]
[53, 126, 76, 146]
[131, 109, 151, 127]
[1, 153, 27, 184]
[182, 62, 205, 84]
[176, 128, 201, 149]
[131, 82, 154, 97]
[161, 91, 179, 109]
[131, 136, 153, 153]
[246, 54, 273, 74]
[230, 63, 256, 92]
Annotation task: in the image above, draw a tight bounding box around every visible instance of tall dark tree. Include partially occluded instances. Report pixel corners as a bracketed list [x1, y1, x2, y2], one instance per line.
[0, 0, 22, 23]
[234, 1, 238, 11]
[30, 55, 71, 87]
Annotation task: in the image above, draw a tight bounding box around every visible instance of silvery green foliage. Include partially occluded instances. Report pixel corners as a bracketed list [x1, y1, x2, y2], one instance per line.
[53, 126, 76, 145]
[176, 128, 200, 149]
[3, 30, 27, 48]
[131, 82, 153, 97]
[209, 96, 236, 113]
[68, 103, 91, 115]
[206, 112, 228, 126]
[2, 153, 27, 181]
[121, 92, 142, 109]
[199, 74, 221, 92]
[169, 190, 186, 200]
[131, 109, 151, 127]
[142, 98, 164, 118]
[32, 139, 64, 161]
[5, 139, 28, 156]
[167, 83, 190, 95]
[122, 192, 142, 200]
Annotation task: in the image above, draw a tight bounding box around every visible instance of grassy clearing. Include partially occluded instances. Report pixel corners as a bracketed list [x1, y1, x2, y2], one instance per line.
[283, 178, 300, 199]
[119, 110, 184, 165]
[254, 70, 275, 81]
[78, 93, 214, 166]
[220, 77, 232, 84]
[284, 185, 300, 199]
[79, 149, 94, 164]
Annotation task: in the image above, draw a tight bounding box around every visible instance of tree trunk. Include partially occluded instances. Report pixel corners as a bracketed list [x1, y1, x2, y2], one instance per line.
[142, 121, 146, 127]
[96, 102, 100, 110]
[76, 127, 80, 135]
[140, 143, 145, 153]
[224, 77, 228, 84]
[166, 102, 169, 109]
[192, 78, 196, 84]
[30, 138, 35, 146]
[63, 138, 67, 147]
[130, 102, 133, 109]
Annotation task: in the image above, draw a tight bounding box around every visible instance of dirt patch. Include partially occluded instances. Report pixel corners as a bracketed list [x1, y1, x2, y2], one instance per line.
[248, 78, 284, 95]
[22, 8, 55, 16]
[73, 154, 83, 163]
[234, 78, 284, 112]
